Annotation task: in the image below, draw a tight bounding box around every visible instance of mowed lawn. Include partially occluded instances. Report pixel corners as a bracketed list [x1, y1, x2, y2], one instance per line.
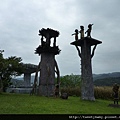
[0, 93, 120, 114]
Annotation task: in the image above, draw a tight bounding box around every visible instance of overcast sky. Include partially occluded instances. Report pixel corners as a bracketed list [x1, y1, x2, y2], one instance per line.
[0, 0, 120, 76]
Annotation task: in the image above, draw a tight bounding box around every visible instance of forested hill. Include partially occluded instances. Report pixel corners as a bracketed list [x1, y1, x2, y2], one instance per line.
[94, 77, 120, 86]
[93, 72, 120, 80]
[93, 72, 120, 86]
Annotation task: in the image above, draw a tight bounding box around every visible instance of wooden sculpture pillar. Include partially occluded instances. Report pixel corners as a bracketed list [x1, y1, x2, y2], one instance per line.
[35, 28, 60, 97]
[71, 37, 102, 100]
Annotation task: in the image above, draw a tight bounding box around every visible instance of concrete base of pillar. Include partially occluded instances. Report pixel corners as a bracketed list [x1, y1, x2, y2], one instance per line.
[24, 73, 31, 87]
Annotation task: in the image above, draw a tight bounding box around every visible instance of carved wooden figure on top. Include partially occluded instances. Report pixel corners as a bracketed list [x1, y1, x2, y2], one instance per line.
[72, 29, 79, 41]
[38, 28, 59, 47]
[79, 26, 84, 39]
[85, 24, 93, 38]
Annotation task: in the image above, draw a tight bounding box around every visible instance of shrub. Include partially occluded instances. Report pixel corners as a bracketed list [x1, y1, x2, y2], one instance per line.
[94, 86, 113, 100]
[61, 86, 80, 97]
[60, 86, 120, 100]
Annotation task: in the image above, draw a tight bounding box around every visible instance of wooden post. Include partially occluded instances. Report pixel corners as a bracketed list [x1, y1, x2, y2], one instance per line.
[81, 39, 94, 100]
[35, 28, 60, 97]
[71, 37, 102, 101]
[39, 53, 55, 96]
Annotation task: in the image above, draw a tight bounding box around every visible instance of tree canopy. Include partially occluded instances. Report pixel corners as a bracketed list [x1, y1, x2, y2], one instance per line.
[0, 50, 24, 92]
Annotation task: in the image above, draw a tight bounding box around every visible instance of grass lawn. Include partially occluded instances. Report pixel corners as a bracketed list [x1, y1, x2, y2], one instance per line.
[0, 93, 120, 114]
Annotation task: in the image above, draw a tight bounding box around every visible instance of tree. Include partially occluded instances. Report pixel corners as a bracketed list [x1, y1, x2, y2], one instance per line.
[0, 50, 24, 92]
[59, 74, 81, 88]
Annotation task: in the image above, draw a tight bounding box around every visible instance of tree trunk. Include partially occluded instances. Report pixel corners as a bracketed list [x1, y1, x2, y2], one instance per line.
[30, 62, 41, 95]
[38, 53, 55, 97]
[81, 40, 95, 101]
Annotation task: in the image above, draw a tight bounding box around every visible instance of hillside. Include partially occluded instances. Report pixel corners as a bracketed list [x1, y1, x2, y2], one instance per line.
[94, 77, 120, 86]
[93, 72, 120, 86]
[93, 72, 120, 80]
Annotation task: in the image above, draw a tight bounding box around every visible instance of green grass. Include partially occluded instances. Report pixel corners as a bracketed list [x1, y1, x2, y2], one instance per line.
[0, 93, 120, 114]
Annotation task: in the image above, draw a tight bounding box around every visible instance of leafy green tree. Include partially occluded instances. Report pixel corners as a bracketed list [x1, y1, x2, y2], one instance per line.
[59, 74, 81, 88]
[0, 50, 24, 92]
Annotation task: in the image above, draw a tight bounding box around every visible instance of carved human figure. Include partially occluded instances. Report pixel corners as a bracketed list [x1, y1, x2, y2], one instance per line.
[40, 35, 44, 46]
[54, 84, 59, 98]
[38, 29, 46, 46]
[112, 83, 119, 104]
[38, 28, 60, 47]
[79, 26, 84, 39]
[85, 24, 93, 38]
[72, 29, 79, 41]
[45, 28, 51, 46]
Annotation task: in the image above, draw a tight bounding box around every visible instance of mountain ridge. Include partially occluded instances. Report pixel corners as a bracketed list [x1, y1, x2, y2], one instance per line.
[93, 72, 120, 80]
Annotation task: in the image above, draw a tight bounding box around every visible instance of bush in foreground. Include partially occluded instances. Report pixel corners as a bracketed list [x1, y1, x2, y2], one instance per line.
[61, 86, 120, 100]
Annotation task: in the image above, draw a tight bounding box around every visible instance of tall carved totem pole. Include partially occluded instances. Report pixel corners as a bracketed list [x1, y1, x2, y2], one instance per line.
[71, 24, 102, 101]
[35, 28, 60, 97]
